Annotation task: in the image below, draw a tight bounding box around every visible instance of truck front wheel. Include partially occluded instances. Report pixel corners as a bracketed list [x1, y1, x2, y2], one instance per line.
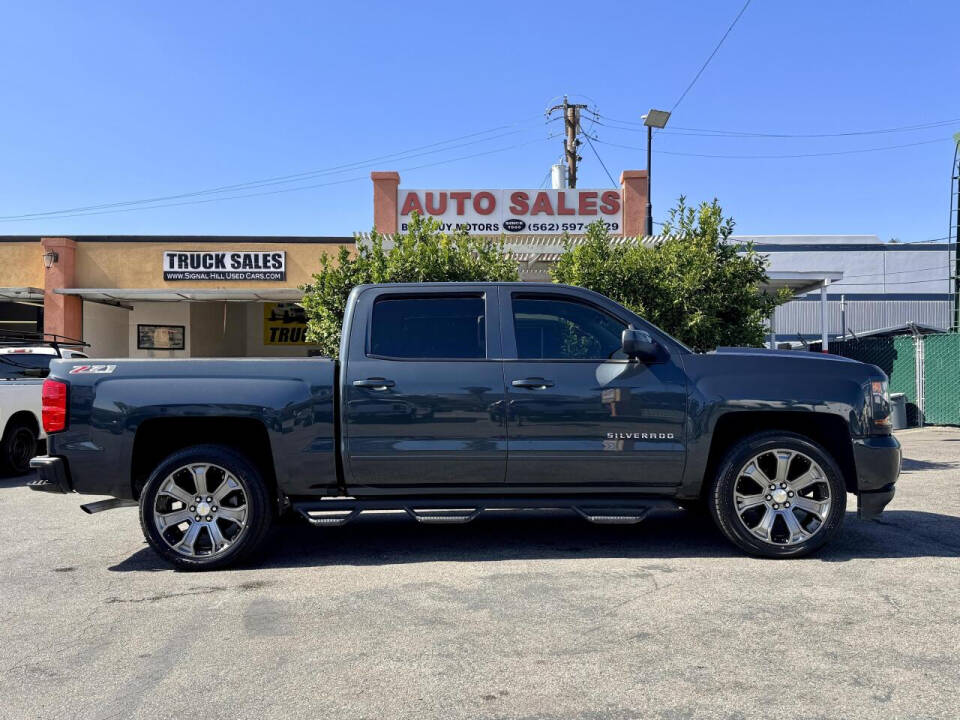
[709, 431, 847, 558]
[138, 444, 273, 571]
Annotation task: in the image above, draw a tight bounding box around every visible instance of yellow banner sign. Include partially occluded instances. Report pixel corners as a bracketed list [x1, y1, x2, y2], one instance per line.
[263, 303, 311, 345]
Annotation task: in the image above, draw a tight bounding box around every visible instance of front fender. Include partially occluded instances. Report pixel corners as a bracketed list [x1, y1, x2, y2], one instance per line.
[678, 352, 871, 497]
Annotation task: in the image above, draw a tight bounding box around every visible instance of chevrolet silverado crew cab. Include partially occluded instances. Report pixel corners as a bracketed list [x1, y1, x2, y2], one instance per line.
[29, 283, 901, 570]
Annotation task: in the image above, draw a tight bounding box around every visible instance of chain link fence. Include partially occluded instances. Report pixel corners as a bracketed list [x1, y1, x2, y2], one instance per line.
[830, 336, 921, 425]
[824, 333, 959, 426]
[922, 334, 960, 426]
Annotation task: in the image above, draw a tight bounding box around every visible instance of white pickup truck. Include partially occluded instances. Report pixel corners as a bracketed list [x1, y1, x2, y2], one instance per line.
[0, 343, 87, 474]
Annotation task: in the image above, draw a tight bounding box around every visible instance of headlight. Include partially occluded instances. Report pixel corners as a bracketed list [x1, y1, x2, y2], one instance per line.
[867, 379, 892, 433]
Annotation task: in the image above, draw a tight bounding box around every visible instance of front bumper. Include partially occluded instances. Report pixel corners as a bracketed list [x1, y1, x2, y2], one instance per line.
[28, 456, 72, 494]
[858, 483, 896, 521]
[853, 435, 901, 520]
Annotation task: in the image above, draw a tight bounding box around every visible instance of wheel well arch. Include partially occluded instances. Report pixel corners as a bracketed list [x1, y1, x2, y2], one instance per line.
[702, 411, 857, 496]
[3, 410, 40, 438]
[130, 417, 277, 504]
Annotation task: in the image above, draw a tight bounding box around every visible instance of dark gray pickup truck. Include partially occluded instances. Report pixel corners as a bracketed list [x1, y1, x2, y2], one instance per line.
[30, 282, 901, 569]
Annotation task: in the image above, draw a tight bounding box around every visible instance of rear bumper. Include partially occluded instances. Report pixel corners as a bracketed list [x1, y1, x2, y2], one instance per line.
[28, 455, 71, 494]
[853, 435, 901, 520]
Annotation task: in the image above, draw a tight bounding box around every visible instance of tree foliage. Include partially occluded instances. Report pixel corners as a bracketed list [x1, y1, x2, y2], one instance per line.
[301, 212, 518, 356]
[551, 197, 789, 351]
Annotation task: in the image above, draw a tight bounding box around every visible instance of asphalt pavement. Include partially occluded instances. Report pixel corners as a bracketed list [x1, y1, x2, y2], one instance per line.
[1, 428, 958, 720]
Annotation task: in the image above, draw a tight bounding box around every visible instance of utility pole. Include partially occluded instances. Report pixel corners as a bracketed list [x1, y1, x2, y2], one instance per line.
[952, 133, 960, 332]
[547, 96, 588, 188]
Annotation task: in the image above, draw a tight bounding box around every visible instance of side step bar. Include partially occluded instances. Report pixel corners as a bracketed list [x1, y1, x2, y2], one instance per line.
[573, 507, 651, 525]
[80, 498, 138, 514]
[294, 497, 678, 528]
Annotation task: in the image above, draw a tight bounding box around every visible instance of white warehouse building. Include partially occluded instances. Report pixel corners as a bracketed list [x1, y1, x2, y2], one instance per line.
[751, 235, 955, 345]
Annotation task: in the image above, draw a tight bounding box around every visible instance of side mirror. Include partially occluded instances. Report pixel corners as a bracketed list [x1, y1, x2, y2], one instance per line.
[621, 327, 659, 362]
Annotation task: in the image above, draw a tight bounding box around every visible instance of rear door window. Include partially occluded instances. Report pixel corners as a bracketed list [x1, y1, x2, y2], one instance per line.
[0, 352, 53, 380]
[370, 295, 486, 359]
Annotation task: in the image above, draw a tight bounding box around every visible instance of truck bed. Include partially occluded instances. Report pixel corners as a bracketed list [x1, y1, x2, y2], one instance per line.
[46, 357, 338, 500]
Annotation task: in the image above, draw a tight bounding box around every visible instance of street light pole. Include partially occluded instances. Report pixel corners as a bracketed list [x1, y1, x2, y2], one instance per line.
[646, 124, 653, 237]
[642, 109, 671, 237]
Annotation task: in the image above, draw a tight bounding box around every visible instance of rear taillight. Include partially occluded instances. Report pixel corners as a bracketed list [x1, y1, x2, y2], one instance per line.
[42, 379, 68, 433]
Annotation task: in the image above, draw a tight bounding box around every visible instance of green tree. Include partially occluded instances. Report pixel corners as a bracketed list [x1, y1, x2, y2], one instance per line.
[551, 197, 789, 351]
[301, 212, 519, 356]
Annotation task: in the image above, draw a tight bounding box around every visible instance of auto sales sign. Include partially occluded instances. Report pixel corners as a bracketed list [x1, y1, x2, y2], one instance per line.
[397, 189, 622, 235]
[163, 251, 286, 281]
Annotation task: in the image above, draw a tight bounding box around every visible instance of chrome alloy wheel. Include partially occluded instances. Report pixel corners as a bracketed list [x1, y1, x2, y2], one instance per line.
[732, 449, 833, 546]
[152, 463, 249, 559]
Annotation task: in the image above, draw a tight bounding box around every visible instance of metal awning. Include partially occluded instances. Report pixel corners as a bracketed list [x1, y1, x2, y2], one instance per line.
[764, 272, 845, 351]
[56, 288, 304, 304]
[0, 287, 44, 302]
[764, 271, 844, 295]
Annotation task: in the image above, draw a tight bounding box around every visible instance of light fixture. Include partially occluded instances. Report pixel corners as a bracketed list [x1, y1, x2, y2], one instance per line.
[641, 108, 671, 236]
[42, 250, 59, 269]
[642, 109, 671, 128]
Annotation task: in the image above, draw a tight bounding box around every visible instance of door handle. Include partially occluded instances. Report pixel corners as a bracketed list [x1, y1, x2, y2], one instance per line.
[511, 377, 554, 389]
[353, 378, 396, 390]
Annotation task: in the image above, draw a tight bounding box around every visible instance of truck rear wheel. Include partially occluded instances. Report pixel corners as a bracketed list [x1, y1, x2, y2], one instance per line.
[138, 444, 273, 571]
[709, 431, 846, 558]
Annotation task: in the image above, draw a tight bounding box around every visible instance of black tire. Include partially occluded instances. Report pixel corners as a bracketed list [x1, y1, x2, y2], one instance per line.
[138, 444, 273, 571]
[1, 419, 38, 475]
[709, 431, 847, 558]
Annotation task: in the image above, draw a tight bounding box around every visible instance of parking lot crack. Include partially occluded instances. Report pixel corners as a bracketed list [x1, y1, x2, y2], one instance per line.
[104, 584, 227, 604]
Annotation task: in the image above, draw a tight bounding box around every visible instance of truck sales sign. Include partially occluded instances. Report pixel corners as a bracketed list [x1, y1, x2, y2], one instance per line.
[397, 189, 622, 235]
[163, 251, 286, 281]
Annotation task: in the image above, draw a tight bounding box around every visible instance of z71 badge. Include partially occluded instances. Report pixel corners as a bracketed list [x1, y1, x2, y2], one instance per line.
[69, 364, 117, 375]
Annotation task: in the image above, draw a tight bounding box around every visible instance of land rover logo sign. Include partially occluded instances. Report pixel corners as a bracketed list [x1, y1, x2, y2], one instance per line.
[163, 251, 286, 281]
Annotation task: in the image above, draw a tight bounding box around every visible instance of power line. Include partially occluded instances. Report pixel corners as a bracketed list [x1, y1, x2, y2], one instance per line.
[0, 135, 559, 223]
[824, 263, 954, 280]
[0, 121, 550, 220]
[581, 132, 618, 187]
[671, 0, 752, 113]
[538, 166, 552, 190]
[0, 117, 558, 221]
[592, 113, 960, 139]
[835, 275, 954, 286]
[592, 136, 950, 159]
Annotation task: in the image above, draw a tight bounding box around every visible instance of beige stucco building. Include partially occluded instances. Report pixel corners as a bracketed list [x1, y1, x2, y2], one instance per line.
[0, 235, 352, 358]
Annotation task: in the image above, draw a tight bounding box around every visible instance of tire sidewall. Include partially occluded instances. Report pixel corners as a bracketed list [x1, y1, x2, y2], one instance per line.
[710, 432, 847, 558]
[3, 421, 37, 475]
[138, 444, 272, 571]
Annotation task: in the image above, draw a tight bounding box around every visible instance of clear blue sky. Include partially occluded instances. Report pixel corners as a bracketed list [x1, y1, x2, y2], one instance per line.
[1, 0, 958, 241]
